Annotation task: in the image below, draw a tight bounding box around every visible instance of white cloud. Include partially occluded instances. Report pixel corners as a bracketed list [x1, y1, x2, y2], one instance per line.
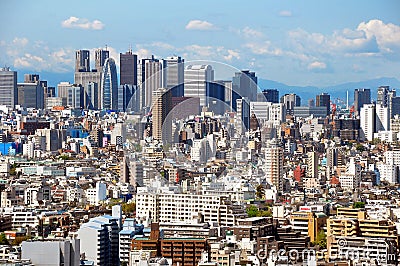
[223, 50, 240, 61]
[241, 27, 263, 38]
[279, 10, 292, 17]
[308, 61, 327, 70]
[357, 19, 400, 53]
[61, 16, 105, 30]
[185, 20, 216, 31]
[134, 48, 152, 60]
[244, 42, 283, 56]
[12, 37, 29, 46]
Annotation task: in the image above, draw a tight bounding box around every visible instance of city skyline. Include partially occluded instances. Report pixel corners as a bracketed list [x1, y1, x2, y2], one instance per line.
[0, 0, 399, 87]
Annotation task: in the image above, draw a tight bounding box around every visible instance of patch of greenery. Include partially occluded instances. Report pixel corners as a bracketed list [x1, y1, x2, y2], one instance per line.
[353, 201, 365, 208]
[246, 205, 272, 218]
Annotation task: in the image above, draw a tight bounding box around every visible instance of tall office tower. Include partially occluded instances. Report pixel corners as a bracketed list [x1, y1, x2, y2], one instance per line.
[138, 56, 163, 109]
[207, 81, 226, 115]
[75, 50, 90, 72]
[67, 85, 83, 109]
[391, 96, 400, 118]
[0, 67, 17, 108]
[213, 80, 233, 111]
[101, 58, 118, 110]
[95, 49, 109, 72]
[307, 151, 318, 178]
[57, 82, 73, 100]
[265, 140, 283, 191]
[118, 84, 139, 112]
[260, 89, 279, 103]
[388, 89, 397, 118]
[280, 93, 301, 115]
[152, 88, 172, 143]
[308, 99, 315, 107]
[84, 82, 98, 109]
[162, 56, 184, 97]
[184, 65, 214, 108]
[24, 74, 39, 83]
[17, 82, 44, 109]
[377, 86, 390, 106]
[120, 49, 137, 86]
[316, 93, 330, 115]
[236, 97, 250, 133]
[354, 88, 371, 115]
[360, 104, 376, 141]
[376, 104, 389, 131]
[232, 70, 257, 110]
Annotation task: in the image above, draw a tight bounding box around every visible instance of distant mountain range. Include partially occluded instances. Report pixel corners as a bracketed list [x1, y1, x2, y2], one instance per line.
[258, 77, 400, 104]
[18, 70, 400, 105]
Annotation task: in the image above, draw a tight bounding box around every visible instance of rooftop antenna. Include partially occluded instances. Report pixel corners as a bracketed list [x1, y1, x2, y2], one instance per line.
[129, 44, 132, 54]
[346, 90, 349, 110]
[105, 44, 108, 51]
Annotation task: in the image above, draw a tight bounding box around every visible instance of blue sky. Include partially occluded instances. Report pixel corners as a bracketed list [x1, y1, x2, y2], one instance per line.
[0, 0, 399, 87]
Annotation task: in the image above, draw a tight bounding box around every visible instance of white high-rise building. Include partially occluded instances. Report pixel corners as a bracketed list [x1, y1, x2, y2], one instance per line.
[135, 190, 246, 226]
[77, 215, 119, 266]
[250, 102, 286, 126]
[361, 103, 390, 141]
[264, 141, 284, 191]
[360, 104, 376, 141]
[376, 104, 389, 131]
[184, 65, 214, 107]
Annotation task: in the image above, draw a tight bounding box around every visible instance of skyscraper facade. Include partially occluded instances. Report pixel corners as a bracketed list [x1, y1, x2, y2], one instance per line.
[0, 67, 17, 109]
[138, 56, 163, 109]
[75, 50, 90, 72]
[360, 104, 375, 141]
[260, 89, 279, 103]
[95, 49, 109, 72]
[265, 141, 283, 191]
[232, 70, 257, 110]
[162, 56, 184, 97]
[377, 86, 390, 107]
[354, 88, 371, 115]
[152, 88, 172, 143]
[101, 58, 118, 110]
[316, 93, 331, 115]
[120, 50, 137, 86]
[280, 93, 301, 116]
[184, 65, 214, 108]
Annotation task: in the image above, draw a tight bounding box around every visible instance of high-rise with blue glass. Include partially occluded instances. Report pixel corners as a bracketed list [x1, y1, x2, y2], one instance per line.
[101, 58, 118, 110]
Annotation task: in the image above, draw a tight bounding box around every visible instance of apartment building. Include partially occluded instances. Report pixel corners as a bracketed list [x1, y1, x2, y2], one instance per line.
[136, 190, 246, 226]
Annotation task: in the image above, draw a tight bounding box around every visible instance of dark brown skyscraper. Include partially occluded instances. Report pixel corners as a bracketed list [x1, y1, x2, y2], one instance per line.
[120, 49, 137, 86]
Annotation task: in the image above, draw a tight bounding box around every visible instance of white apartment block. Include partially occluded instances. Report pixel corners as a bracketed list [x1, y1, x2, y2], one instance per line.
[377, 163, 398, 184]
[385, 150, 400, 166]
[135, 191, 246, 226]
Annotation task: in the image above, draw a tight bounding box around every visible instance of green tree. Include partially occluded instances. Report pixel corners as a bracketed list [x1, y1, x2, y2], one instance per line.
[122, 202, 136, 215]
[255, 185, 265, 199]
[355, 144, 365, 152]
[246, 205, 259, 218]
[246, 205, 272, 218]
[313, 230, 327, 248]
[353, 201, 365, 208]
[0, 233, 9, 245]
